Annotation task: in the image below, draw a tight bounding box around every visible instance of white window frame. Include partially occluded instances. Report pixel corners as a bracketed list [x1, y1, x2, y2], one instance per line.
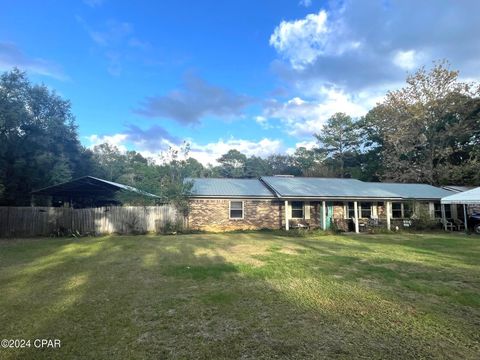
[291, 201, 304, 219]
[344, 202, 355, 219]
[359, 202, 373, 219]
[392, 202, 403, 218]
[433, 202, 443, 219]
[229, 200, 244, 220]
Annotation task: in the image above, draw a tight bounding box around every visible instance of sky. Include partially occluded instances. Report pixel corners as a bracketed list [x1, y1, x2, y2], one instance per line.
[1, 0, 479, 165]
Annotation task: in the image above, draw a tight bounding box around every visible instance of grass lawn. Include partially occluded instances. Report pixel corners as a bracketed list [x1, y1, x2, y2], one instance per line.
[0, 232, 479, 359]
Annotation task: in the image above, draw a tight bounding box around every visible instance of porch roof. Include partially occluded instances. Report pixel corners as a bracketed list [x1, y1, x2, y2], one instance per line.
[364, 182, 454, 200]
[441, 186, 480, 204]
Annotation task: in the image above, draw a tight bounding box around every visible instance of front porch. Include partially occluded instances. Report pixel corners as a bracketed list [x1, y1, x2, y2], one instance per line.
[282, 200, 450, 233]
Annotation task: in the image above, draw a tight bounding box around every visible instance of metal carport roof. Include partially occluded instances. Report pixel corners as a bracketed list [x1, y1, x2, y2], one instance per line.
[31, 176, 160, 198]
[441, 186, 480, 205]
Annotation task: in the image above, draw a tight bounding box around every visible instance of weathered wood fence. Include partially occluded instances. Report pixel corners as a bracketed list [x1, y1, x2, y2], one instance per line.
[0, 206, 185, 237]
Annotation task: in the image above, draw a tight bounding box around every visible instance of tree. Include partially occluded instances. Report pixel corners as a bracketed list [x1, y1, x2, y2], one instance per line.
[364, 61, 480, 185]
[0, 68, 93, 205]
[314, 113, 359, 177]
[217, 149, 247, 178]
[266, 154, 302, 176]
[244, 156, 272, 178]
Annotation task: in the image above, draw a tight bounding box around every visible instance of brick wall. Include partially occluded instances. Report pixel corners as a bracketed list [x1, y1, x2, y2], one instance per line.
[188, 198, 283, 231]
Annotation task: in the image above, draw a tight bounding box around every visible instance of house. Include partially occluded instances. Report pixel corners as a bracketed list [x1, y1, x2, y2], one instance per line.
[187, 176, 456, 232]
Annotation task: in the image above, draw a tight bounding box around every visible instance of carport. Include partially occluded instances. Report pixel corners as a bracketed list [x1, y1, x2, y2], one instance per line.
[441, 187, 480, 232]
[31, 176, 160, 207]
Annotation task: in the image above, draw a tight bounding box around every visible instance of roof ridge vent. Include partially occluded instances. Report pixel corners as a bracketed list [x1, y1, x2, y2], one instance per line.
[273, 174, 294, 177]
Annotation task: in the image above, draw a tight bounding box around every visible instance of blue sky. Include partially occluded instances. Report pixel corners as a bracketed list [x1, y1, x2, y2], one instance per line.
[1, 0, 479, 164]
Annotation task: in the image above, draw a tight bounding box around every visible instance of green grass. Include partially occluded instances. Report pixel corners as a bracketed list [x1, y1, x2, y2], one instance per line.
[0, 232, 479, 359]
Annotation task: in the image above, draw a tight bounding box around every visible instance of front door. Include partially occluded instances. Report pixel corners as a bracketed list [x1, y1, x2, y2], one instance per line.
[326, 202, 334, 229]
[320, 202, 334, 229]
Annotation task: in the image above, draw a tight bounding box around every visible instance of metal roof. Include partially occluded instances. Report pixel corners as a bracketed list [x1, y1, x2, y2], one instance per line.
[189, 177, 456, 200]
[32, 176, 160, 198]
[364, 182, 454, 200]
[442, 186, 480, 204]
[441, 185, 475, 193]
[188, 178, 275, 197]
[260, 177, 402, 199]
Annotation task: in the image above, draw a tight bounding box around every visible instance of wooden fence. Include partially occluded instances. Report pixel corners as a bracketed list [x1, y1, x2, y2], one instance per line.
[0, 205, 185, 237]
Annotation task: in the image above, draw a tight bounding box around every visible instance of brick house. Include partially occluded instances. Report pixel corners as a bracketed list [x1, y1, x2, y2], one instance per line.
[187, 176, 458, 232]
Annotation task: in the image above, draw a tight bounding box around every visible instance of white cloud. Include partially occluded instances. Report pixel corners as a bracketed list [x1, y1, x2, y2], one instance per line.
[269, 1, 480, 93]
[188, 138, 283, 165]
[263, 87, 372, 138]
[86, 133, 129, 152]
[254, 115, 272, 129]
[286, 139, 317, 155]
[270, 11, 329, 69]
[393, 50, 421, 70]
[85, 132, 283, 166]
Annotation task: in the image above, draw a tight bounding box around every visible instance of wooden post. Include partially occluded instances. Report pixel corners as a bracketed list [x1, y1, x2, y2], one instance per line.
[441, 204, 447, 231]
[354, 200, 359, 233]
[463, 204, 468, 233]
[285, 200, 289, 231]
[322, 201, 326, 230]
[386, 201, 391, 231]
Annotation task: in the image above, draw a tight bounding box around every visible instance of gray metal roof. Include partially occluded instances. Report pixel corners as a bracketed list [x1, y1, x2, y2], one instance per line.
[260, 177, 402, 199]
[364, 182, 455, 200]
[442, 186, 480, 204]
[32, 176, 160, 198]
[188, 177, 456, 200]
[441, 185, 475, 193]
[189, 178, 275, 197]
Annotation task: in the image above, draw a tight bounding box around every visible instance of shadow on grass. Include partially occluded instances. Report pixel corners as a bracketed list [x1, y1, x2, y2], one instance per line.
[0, 233, 479, 359]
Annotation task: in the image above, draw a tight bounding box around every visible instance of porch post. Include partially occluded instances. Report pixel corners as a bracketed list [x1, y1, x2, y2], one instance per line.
[463, 204, 468, 233]
[322, 201, 326, 230]
[386, 201, 391, 231]
[441, 204, 447, 231]
[285, 200, 289, 231]
[354, 200, 359, 233]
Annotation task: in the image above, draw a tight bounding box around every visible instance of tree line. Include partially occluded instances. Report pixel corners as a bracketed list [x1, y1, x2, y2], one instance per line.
[1, 62, 479, 205]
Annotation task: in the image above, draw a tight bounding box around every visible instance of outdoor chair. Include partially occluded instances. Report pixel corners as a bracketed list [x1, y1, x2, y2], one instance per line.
[441, 219, 456, 231]
[453, 219, 465, 231]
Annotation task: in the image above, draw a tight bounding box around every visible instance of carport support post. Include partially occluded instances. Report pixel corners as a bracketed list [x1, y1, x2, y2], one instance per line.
[441, 204, 447, 231]
[285, 200, 289, 231]
[322, 201, 326, 230]
[386, 201, 391, 231]
[463, 204, 468, 233]
[354, 200, 359, 233]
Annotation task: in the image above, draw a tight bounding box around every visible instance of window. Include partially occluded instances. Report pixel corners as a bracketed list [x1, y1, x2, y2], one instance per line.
[403, 203, 413, 218]
[392, 203, 402, 218]
[434, 203, 442, 219]
[291, 201, 304, 218]
[229, 201, 244, 219]
[346, 202, 355, 218]
[360, 202, 372, 218]
[444, 204, 452, 219]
